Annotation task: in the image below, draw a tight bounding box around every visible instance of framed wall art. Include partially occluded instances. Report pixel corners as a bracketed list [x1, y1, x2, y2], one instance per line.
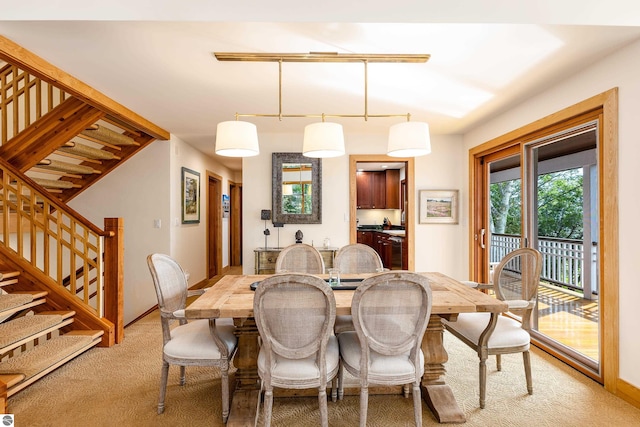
[419, 190, 459, 224]
[181, 167, 200, 224]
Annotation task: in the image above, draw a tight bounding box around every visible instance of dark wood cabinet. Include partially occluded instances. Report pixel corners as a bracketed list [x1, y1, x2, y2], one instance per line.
[356, 170, 400, 209]
[356, 230, 374, 247]
[385, 169, 400, 209]
[356, 172, 373, 209]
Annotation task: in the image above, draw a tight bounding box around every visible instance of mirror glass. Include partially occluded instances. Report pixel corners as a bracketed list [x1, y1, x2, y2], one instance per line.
[272, 152, 321, 224]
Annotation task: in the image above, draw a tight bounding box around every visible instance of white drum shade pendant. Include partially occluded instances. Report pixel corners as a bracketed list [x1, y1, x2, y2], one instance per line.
[215, 121, 260, 157]
[387, 121, 431, 157]
[303, 122, 345, 158]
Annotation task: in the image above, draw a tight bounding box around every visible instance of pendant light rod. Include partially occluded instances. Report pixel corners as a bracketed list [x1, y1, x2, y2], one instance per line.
[220, 52, 420, 122]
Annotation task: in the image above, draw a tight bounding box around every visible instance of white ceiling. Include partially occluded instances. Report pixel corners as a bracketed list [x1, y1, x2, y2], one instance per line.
[2, 1, 640, 172]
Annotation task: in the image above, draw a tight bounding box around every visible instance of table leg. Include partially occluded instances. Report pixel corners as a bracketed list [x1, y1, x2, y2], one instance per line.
[227, 317, 261, 427]
[421, 314, 466, 423]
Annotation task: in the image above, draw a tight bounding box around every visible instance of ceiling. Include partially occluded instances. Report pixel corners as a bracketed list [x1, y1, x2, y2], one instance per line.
[2, 2, 640, 172]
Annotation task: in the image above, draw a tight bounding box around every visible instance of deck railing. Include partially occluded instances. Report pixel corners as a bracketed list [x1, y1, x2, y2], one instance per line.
[490, 233, 591, 294]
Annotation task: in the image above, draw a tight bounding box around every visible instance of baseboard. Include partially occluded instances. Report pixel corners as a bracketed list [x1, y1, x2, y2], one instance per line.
[617, 378, 640, 409]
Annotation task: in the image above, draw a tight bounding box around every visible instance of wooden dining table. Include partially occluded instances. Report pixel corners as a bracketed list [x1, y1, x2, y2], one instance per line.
[185, 272, 507, 426]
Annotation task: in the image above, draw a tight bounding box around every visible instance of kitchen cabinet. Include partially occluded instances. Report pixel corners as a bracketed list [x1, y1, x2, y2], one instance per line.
[356, 170, 400, 209]
[356, 230, 375, 247]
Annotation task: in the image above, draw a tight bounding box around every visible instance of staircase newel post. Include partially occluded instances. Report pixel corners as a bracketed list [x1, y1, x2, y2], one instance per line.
[104, 217, 124, 344]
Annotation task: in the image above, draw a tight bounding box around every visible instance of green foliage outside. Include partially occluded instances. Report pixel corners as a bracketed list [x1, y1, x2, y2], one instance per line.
[282, 183, 312, 214]
[491, 168, 583, 239]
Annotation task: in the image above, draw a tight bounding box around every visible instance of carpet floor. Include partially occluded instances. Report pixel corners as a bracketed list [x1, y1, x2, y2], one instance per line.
[6, 310, 640, 426]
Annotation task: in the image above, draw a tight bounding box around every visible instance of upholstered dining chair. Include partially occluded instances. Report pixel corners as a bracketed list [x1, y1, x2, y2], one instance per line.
[147, 254, 238, 422]
[253, 273, 339, 427]
[443, 247, 543, 409]
[337, 271, 432, 427]
[333, 243, 384, 335]
[275, 243, 325, 274]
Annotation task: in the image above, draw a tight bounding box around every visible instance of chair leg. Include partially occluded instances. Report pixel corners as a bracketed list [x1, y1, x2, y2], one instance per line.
[318, 385, 329, 427]
[263, 387, 274, 427]
[403, 384, 410, 398]
[158, 361, 170, 414]
[359, 385, 369, 427]
[331, 376, 337, 402]
[496, 354, 502, 371]
[337, 362, 344, 400]
[523, 350, 533, 395]
[412, 382, 422, 427]
[479, 357, 487, 409]
[221, 366, 230, 423]
[179, 365, 186, 385]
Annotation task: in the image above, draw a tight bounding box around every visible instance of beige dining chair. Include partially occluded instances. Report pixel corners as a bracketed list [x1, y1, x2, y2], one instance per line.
[253, 273, 339, 427]
[275, 243, 325, 274]
[147, 253, 238, 422]
[337, 271, 432, 427]
[443, 247, 543, 409]
[333, 243, 384, 334]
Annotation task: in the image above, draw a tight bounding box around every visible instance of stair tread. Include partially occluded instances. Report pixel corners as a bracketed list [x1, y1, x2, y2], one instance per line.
[0, 294, 35, 311]
[0, 314, 70, 351]
[0, 334, 99, 380]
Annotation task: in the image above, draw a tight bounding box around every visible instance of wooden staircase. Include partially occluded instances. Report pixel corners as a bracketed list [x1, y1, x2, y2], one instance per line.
[0, 36, 170, 411]
[0, 271, 103, 401]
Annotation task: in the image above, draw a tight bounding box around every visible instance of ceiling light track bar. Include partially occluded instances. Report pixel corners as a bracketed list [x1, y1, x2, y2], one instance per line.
[234, 113, 411, 120]
[214, 52, 430, 63]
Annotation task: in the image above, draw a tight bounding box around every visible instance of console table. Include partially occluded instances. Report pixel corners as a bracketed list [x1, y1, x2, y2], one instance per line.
[254, 246, 338, 274]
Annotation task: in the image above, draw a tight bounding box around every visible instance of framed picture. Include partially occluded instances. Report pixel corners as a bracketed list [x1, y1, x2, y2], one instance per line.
[181, 167, 200, 224]
[419, 190, 459, 224]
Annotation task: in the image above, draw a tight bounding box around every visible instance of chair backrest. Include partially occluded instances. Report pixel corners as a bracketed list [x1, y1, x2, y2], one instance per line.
[147, 253, 190, 343]
[351, 271, 432, 377]
[147, 253, 188, 314]
[275, 243, 325, 274]
[334, 243, 383, 274]
[492, 247, 543, 329]
[253, 273, 336, 380]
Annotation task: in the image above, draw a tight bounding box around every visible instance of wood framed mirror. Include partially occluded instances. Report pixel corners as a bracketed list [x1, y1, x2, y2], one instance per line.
[272, 152, 322, 224]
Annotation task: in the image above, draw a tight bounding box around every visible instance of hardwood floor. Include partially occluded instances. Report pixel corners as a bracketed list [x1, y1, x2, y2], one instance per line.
[536, 283, 599, 360]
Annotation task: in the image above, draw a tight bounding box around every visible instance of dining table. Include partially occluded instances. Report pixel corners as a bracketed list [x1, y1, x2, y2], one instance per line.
[185, 272, 507, 426]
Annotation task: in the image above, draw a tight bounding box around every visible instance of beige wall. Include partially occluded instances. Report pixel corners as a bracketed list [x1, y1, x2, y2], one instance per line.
[463, 38, 640, 388]
[242, 133, 466, 278]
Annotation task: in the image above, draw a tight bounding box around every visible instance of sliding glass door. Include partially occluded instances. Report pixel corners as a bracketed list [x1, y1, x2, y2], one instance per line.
[472, 116, 603, 381]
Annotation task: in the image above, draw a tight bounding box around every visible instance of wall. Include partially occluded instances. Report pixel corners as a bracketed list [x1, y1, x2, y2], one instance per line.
[462, 38, 640, 388]
[71, 135, 236, 324]
[69, 139, 171, 324]
[242, 132, 465, 278]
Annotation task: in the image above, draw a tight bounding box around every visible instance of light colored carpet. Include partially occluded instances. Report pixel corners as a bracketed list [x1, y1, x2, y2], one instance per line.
[6, 310, 640, 426]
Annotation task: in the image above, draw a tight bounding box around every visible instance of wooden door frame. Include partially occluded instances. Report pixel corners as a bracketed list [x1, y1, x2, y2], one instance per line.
[206, 171, 223, 278]
[349, 154, 415, 271]
[229, 180, 242, 266]
[468, 89, 618, 393]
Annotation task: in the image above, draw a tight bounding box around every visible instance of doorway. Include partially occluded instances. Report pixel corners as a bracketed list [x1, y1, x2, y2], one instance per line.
[207, 172, 223, 278]
[349, 154, 415, 271]
[469, 89, 618, 387]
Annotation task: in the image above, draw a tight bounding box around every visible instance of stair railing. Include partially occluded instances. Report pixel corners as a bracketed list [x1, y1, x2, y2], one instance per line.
[0, 156, 123, 341]
[0, 63, 69, 147]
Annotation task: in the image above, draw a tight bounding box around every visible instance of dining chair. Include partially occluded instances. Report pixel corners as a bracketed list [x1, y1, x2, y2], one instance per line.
[147, 253, 238, 422]
[253, 273, 339, 427]
[337, 271, 432, 427]
[332, 243, 384, 334]
[443, 247, 543, 409]
[275, 243, 325, 274]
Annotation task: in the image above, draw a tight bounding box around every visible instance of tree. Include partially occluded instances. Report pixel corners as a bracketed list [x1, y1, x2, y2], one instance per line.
[489, 167, 583, 239]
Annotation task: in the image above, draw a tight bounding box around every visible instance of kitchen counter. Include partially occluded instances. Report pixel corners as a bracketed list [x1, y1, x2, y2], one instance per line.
[381, 229, 406, 237]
